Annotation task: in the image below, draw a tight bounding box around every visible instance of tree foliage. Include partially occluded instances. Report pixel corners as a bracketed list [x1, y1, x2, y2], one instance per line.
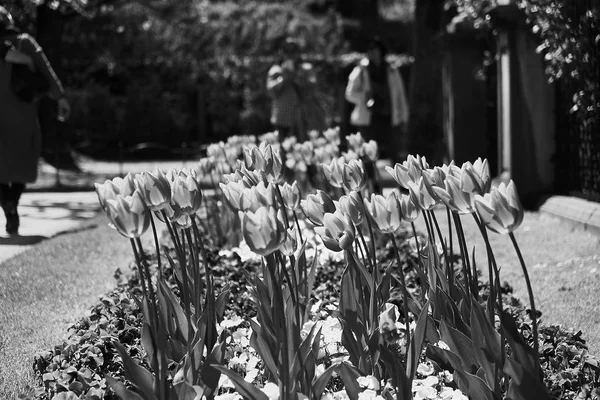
[451, 0, 599, 125]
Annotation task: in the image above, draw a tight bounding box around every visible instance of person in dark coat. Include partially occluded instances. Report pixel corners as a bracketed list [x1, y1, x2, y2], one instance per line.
[0, 7, 70, 235]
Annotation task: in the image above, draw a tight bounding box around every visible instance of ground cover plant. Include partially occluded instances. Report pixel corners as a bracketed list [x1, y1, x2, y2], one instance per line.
[28, 130, 600, 400]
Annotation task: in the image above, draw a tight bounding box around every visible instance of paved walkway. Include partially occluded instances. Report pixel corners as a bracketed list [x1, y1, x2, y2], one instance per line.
[0, 192, 101, 263]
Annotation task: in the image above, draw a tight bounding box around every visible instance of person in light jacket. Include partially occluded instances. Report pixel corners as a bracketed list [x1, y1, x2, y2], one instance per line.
[0, 6, 70, 235]
[345, 38, 409, 161]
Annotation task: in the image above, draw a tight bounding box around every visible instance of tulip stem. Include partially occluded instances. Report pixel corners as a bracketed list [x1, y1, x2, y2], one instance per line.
[130, 238, 162, 396]
[446, 207, 454, 294]
[292, 209, 304, 244]
[452, 213, 474, 299]
[390, 234, 413, 374]
[357, 228, 375, 273]
[509, 232, 540, 360]
[358, 191, 377, 267]
[149, 213, 162, 276]
[471, 213, 500, 325]
[429, 210, 452, 291]
[275, 185, 291, 230]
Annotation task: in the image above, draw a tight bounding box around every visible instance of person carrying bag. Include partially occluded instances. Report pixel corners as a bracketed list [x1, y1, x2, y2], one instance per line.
[0, 6, 70, 235]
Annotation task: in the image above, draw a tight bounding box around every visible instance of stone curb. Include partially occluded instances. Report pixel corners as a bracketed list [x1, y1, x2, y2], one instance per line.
[539, 195, 600, 235]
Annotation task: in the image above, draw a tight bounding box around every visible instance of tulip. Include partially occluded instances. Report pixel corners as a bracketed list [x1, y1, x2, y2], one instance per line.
[220, 181, 247, 211]
[301, 190, 336, 226]
[337, 191, 364, 226]
[321, 157, 345, 188]
[279, 227, 298, 256]
[279, 181, 301, 211]
[299, 141, 314, 165]
[384, 155, 427, 190]
[363, 192, 402, 234]
[474, 180, 524, 234]
[239, 206, 285, 256]
[104, 190, 150, 238]
[345, 133, 364, 152]
[362, 140, 379, 161]
[343, 159, 367, 192]
[95, 173, 136, 211]
[154, 202, 178, 223]
[240, 181, 276, 212]
[398, 192, 420, 222]
[314, 211, 356, 252]
[460, 158, 491, 195]
[432, 175, 475, 214]
[171, 172, 203, 216]
[135, 169, 172, 211]
[408, 178, 439, 211]
[323, 127, 341, 145]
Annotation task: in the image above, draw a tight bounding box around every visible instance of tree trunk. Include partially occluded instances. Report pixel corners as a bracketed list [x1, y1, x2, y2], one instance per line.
[407, 0, 445, 164]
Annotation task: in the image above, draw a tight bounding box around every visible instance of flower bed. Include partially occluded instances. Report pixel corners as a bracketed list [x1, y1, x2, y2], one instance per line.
[27, 130, 600, 400]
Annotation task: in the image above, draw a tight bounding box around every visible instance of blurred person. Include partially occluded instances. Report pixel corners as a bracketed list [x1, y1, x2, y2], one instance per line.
[0, 6, 70, 235]
[266, 37, 325, 142]
[345, 37, 409, 162]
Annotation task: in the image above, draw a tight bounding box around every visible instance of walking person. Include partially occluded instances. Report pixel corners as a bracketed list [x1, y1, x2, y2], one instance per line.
[0, 6, 70, 235]
[266, 37, 325, 141]
[345, 37, 409, 162]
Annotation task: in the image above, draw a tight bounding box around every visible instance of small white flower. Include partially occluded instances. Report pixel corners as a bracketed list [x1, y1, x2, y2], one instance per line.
[357, 375, 380, 390]
[261, 382, 279, 400]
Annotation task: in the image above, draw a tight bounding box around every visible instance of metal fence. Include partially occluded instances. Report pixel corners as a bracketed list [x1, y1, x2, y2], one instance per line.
[553, 0, 600, 202]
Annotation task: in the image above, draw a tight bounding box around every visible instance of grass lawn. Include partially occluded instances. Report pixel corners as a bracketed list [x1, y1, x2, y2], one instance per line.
[0, 217, 132, 399]
[414, 209, 600, 355]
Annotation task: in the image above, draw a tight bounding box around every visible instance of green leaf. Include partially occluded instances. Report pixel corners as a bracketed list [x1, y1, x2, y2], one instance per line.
[211, 366, 269, 400]
[503, 357, 551, 400]
[249, 321, 279, 380]
[379, 345, 411, 400]
[470, 299, 502, 391]
[500, 310, 539, 374]
[214, 284, 231, 322]
[201, 341, 227, 398]
[407, 300, 429, 381]
[112, 341, 157, 400]
[452, 368, 497, 400]
[174, 382, 201, 400]
[105, 375, 145, 400]
[439, 319, 479, 374]
[337, 362, 362, 400]
[311, 364, 339, 400]
[159, 280, 189, 344]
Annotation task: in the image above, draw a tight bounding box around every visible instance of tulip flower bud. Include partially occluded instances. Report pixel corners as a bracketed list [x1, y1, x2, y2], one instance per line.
[343, 159, 367, 192]
[280, 227, 298, 256]
[301, 190, 336, 226]
[220, 181, 247, 211]
[95, 174, 136, 211]
[362, 140, 379, 161]
[363, 192, 402, 234]
[104, 190, 150, 238]
[474, 180, 524, 234]
[171, 172, 203, 216]
[385, 156, 425, 190]
[398, 192, 420, 222]
[134, 169, 172, 211]
[321, 157, 345, 188]
[337, 191, 364, 226]
[323, 127, 341, 145]
[239, 206, 285, 256]
[460, 158, 491, 195]
[314, 211, 356, 252]
[279, 181, 301, 211]
[408, 178, 439, 211]
[345, 133, 364, 152]
[433, 175, 474, 214]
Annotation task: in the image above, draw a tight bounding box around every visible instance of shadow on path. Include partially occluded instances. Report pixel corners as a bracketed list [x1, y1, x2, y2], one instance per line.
[0, 235, 47, 245]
